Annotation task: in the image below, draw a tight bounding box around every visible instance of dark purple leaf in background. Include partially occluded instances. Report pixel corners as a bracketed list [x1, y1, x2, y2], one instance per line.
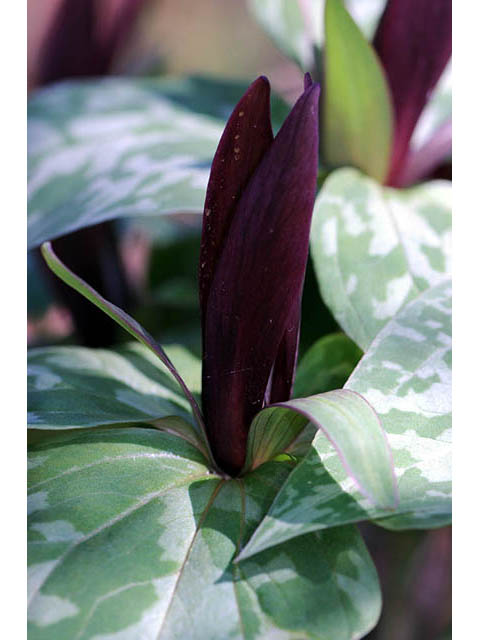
[36, 0, 147, 84]
[202, 81, 320, 474]
[373, 0, 452, 186]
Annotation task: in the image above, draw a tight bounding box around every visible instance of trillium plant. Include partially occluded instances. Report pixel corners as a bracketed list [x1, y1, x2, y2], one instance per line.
[27, 1, 452, 638]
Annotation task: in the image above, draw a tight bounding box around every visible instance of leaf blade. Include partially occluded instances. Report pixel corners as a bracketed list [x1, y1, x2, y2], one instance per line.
[28, 428, 380, 639]
[244, 389, 397, 508]
[323, 0, 393, 182]
[239, 281, 451, 558]
[28, 76, 290, 249]
[310, 168, 451, 350]
[40, 242, 210, 456]
[294, 332, 363, 397]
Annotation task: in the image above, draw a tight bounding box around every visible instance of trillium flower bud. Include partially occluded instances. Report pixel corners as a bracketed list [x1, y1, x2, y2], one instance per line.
[200, 76, 320, 474]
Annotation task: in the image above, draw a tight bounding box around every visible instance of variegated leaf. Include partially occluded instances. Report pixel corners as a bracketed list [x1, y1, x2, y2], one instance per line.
[28, 76, 289, 250]
[239, 281, 451, 559]
[243, 390, 398, 512]
[247, 0, 386, 70]
[27, 78, 218, 249]
[310, 168, 451, 350]
[28, 428, 381, 639]
[28, 342, 200, 431]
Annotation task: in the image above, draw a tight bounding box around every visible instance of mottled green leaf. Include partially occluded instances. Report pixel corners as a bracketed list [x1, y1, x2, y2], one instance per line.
[28, 342, 207, 455]
[240, 281, 451, 558]
[41, 242, 209, 450]
[348, 279, 451, 530]
[28, 343, 192, 426]
[323, 0, 393, 182]
[28, 76, 289, 250]
[153, 74, 291, 127]
[310, 168, 451, 350]
[243, 389, 398, 512]
[27, 77, 218, 249]
[294, 332, 362, 397]
[28, 428, 381, 639]
[248, 0, 386, 69]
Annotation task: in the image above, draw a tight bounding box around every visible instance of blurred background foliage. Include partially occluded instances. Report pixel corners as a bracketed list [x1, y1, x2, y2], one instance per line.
[27, 1, 451, 637]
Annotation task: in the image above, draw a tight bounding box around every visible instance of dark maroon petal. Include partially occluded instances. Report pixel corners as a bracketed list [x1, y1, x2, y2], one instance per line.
[198, 77, 273, 324]
[202, 83, 320, 475]
[373, 0, 452, 186]
[268, 299, 301, 405]
[396, 118, 452, 187]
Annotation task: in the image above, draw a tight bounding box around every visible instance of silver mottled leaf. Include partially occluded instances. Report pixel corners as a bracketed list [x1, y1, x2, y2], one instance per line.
[28, 428, 381, 639]
[310, 168, 451, 350]
[28, 343, 200, 430]
[28, 78, 221, 249]
[28, 75, 290, 249]
[240, 281, 451, 558]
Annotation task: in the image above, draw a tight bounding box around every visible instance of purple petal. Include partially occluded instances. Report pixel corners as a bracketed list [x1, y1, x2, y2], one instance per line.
[198, 76, 273, 324]
[396, 118, 452, 187]
[202, 83, 320, 474]
[267, 299, 301, 405]
[304, 72, 313, 90]
[373, 0, 452, 186]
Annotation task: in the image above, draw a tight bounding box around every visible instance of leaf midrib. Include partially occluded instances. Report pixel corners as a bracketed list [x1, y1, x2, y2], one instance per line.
[154, 479, 225, 639]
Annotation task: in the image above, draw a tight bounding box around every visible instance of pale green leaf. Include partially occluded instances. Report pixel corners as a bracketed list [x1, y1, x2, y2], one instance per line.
[294, 332, 362, 397]
[323, 0, 393, 182]
[239, 281, 451, 558]
[310, 168, 451, 350]
[28, 428, 381, 639]
[243, 389, 398, 511]
[248, 0, 386, 69]
[28, 343, 191, 427]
